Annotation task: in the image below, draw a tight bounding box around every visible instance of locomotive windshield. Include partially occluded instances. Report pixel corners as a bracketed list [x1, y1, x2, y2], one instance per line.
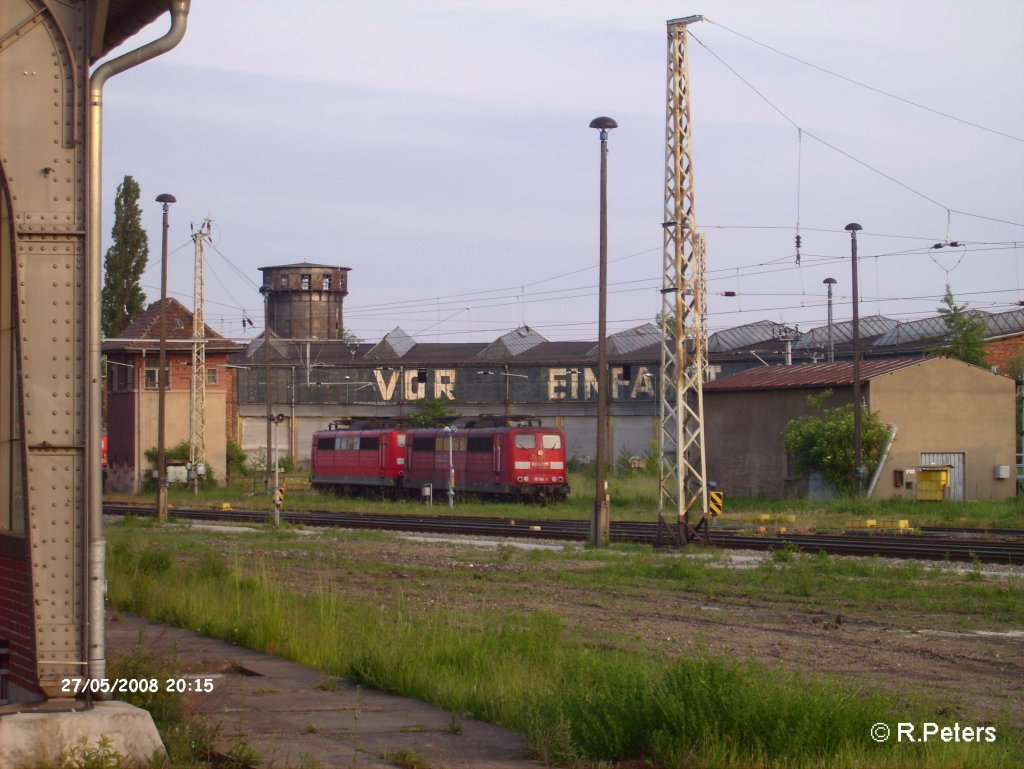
[514, 433, 562, 450]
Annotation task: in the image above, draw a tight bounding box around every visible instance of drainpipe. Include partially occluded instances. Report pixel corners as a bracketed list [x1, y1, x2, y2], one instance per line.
[866, 424, 898, 498]
[87, 0, 191, 693]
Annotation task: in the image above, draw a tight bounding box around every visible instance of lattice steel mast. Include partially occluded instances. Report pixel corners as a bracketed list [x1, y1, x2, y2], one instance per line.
[658, 15, 710, 545]
[189, 219, 211, 491]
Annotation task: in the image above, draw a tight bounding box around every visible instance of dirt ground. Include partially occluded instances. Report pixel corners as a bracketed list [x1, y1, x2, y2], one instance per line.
[204, 526, 1024, 730]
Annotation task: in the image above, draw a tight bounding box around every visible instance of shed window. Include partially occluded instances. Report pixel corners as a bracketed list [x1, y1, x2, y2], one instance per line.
[144, 367, 159, 390]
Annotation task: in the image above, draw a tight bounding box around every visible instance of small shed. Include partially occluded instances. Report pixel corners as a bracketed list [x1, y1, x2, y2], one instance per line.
[702, 357, 1016, 500]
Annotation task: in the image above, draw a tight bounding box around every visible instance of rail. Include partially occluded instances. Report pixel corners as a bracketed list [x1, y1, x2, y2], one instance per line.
[102, 503, 1024, 565]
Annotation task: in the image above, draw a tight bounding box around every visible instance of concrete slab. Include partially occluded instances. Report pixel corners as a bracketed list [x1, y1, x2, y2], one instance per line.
[105, 610, 546, 768]
[0, 700, 164, 769]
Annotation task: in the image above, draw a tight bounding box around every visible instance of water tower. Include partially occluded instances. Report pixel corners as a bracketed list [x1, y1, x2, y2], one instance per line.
[259, 262, 351, 339]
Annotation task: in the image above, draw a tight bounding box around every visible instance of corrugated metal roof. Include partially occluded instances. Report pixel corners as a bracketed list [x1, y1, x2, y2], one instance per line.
[364, 327, 416, 359]
[868, 308, 1024, 348]
[708, 320, 790, 352]
[704, 357, 926, 391]
[799, 309, 1024, 352]
[872, 315, 964, 347]
[398, 343, 491, 363]
[242, 332, 294, 362]
[510, 341, 597, 363]
[478, 326, 547, 359]
[986, 308, 1024, 338]
[587, 323, 662, 357]
[794, 316, 898, 349]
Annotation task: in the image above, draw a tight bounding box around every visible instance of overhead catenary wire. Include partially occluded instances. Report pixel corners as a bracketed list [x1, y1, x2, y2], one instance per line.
[705, 18, 1024, 145]
[688, 31, 1024, 230]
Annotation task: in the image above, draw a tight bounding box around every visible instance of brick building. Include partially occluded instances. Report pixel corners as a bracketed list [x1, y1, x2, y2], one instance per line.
[103, 298, 243, 493]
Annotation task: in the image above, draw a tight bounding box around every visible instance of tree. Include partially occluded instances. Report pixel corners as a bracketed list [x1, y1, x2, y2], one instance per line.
[101, 176, 150, 338]
[931, 284, 988, 366]
[410, 398, 454, 427]
[783, 391, 891, 496]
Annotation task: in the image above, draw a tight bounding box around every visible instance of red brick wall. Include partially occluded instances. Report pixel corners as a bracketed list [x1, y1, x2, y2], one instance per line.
[225, 365, 239, 443]
[986, 335, 1024, 374]
[0, 537, 40, 699]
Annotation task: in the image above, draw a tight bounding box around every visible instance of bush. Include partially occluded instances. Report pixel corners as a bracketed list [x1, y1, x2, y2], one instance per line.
[783, 391, 890, 495]
[226, 439, 248, 478]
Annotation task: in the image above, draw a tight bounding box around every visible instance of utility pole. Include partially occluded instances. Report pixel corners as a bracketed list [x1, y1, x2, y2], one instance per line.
[846, 223, 864, 496]
[189, 219, 211, 494]
[823, 278, 837, 363]
[659, 16, 709, 546]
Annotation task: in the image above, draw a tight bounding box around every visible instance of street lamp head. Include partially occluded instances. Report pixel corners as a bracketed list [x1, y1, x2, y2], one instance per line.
[823, 277, 837, 285]
[156, 193, 176, 213]
[845, 222, 862, 233]
[589, 116, 617, 141]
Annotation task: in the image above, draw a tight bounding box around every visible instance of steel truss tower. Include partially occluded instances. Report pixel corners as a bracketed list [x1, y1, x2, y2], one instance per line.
[189, 219, 211, 490]
[658, 16, 709, 546]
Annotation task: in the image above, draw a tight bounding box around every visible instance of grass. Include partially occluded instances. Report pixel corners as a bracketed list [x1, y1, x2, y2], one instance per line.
[104, 520, 1024, 768]
[539, 548, 1024, 627]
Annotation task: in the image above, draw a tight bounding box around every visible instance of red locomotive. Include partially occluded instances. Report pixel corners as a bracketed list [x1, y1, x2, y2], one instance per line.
[310, 416, 569, 502]
[310, 420, 407, 495]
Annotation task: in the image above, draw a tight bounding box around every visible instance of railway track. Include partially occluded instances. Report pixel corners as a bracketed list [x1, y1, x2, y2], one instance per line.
[102, 502, 1024, 565]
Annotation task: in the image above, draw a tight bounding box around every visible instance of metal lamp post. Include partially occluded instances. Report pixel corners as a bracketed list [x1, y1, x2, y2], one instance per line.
[823, 277, 837, 363]
[272, 412, 284, 525]
[155, 193, 176, 521]
[589, 115, 616, 547]
[845, 223, 863, 495]
[444, 426, 457, 509]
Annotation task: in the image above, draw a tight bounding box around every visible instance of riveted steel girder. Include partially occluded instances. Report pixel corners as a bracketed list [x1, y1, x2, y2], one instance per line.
[1, 0, 90, 696]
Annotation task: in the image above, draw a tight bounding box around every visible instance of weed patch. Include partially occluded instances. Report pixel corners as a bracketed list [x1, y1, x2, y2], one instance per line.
[105, 523, 1024, 768]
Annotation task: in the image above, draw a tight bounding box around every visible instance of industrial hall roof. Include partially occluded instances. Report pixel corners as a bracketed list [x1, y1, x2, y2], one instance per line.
[228, 306, 1024, 369]
[103, 298, 244, 355]
[235, 326, 656, 367]
[703, 358, 930, 392]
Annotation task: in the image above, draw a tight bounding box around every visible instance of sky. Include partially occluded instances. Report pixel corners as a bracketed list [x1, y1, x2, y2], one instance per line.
[99, 0, 1024, 345]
